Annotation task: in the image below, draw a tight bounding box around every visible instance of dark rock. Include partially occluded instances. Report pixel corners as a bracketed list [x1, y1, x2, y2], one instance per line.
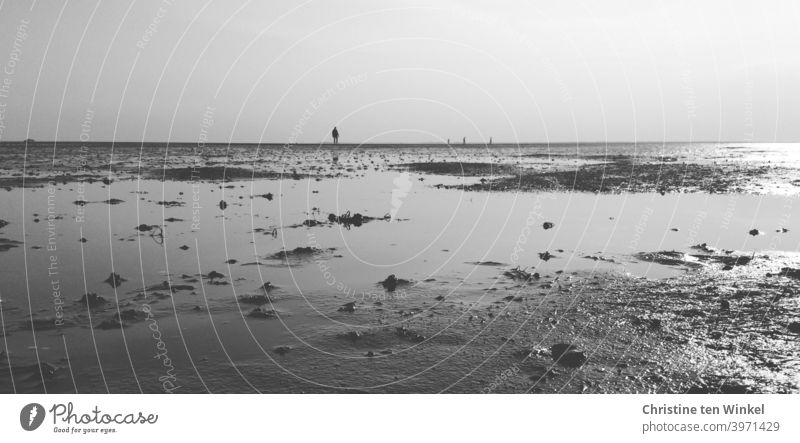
[542, 222, 554, 230]
[788, 322, 800, 334]
[219, 200, 228, 210]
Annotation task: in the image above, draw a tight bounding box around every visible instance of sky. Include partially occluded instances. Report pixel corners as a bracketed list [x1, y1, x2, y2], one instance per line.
[0, 0, 798, 143]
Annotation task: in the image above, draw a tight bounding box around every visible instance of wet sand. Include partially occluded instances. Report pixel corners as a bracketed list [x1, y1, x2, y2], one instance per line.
[0, 142, 797, 393]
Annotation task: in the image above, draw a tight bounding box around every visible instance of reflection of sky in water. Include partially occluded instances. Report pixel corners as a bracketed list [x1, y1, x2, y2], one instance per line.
[1, 171, 797, 316]
[0, 142, 797, 392]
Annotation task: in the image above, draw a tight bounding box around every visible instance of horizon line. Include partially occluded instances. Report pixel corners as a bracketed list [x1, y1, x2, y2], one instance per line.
[1, 140, 795, 145]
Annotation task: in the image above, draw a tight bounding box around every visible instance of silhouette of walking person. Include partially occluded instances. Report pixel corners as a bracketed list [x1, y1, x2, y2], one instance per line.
[332, 127, 339, 145]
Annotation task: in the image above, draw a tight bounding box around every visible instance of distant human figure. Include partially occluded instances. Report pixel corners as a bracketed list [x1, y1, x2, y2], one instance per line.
[462, 137, 466, 145]
[489, 137, 492, 145]
[332, 127, 339, 145]
[447, 138, 450, 145]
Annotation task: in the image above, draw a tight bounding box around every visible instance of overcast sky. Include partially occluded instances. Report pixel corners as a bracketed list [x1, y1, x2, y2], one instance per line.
[0, 0, 798, 143]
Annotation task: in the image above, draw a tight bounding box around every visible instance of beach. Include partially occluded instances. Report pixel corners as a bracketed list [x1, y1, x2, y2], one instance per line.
[0, 141, 798, 393]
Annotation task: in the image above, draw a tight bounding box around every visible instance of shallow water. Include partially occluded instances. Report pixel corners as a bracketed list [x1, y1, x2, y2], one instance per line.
[0, 142, 798, 393]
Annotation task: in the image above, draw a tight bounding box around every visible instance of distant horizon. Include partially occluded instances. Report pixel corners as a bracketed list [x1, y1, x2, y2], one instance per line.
[2, 139, 797, 146]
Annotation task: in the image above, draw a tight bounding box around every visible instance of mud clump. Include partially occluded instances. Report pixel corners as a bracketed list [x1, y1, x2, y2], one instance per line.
[149, 166, 285, 182]
[407, 157, 785, 194]
[776, 267, 800, 280]
[96, 309, 148, 329]
[396, 326, 425, 343]
[381, 274, 411, 292]
[550, 343, 587, 368]
[273, 345, 293, 356]
[635, 250, 754, 270]
[0, 238, 23, 252]
[268, 246, 331, 261]
[23, 317, 74, 331]
[78, 293, 107, 308]
[206, 270, 225, 283]
[635, 251, 701, 268]
[338, 302, 356, 313]
[466, 261, 507, 266]
[238, 294, 270, 305]
[339, 330, 364, 342]
[247, 307, 280, 319]
[157, 201, 184, 208]
[503, 267, 539, 283]
[327, 210, 390, 228]
[394, 162, 510, 176]
[104, 272, 127, 288]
